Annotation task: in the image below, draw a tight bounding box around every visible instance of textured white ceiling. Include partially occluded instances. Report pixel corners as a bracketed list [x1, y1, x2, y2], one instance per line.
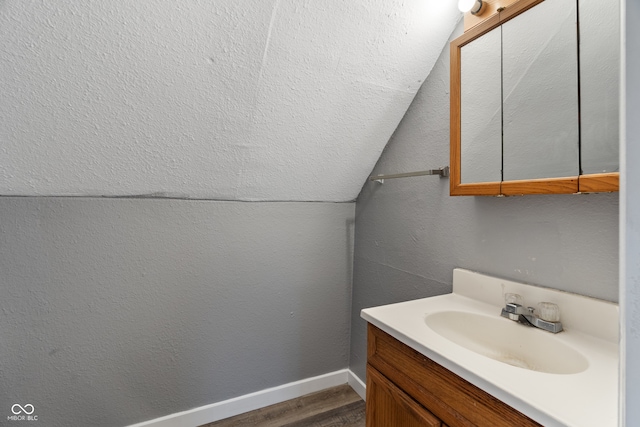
[0, 0, 460, 202]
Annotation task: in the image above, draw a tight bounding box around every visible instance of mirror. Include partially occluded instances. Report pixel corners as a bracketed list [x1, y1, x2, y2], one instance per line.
[450, 0, 619, 196]
[460, 26, 502, 184]
[501, 0, 579, 181]
[579, 0, 620, 175]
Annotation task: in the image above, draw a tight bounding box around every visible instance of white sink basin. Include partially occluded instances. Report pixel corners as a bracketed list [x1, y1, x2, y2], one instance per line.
[425, 310, 588, 374]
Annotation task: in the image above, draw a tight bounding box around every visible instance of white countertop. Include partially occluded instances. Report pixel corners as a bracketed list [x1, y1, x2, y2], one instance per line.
[361, 269, 619, 427]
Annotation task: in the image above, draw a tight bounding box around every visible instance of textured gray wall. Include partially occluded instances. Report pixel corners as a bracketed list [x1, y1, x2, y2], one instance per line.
[623, 0, 640, 423]
[0, 198, 354, 427]
[349, 21, 619, 381]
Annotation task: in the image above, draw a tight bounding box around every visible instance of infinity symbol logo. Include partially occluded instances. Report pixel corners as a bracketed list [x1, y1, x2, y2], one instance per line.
[11, 404, 34, 415]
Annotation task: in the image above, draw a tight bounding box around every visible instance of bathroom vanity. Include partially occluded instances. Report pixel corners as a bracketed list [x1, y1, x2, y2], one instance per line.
[361, 269, 619, 426]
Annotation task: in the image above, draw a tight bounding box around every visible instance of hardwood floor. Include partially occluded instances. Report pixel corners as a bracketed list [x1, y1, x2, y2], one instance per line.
[200, 384, 365, 427]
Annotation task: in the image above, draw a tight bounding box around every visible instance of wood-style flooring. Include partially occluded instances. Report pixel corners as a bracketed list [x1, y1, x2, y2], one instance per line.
[200, 384, 365, 427]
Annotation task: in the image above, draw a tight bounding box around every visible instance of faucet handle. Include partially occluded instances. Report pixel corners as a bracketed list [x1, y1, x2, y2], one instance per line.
[537, 302, 560, 322]
[505, 293, 523, 306]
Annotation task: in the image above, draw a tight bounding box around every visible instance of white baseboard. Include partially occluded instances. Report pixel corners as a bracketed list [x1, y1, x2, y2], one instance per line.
[347, 369, 366, 401]
[126, 369, 355, 427]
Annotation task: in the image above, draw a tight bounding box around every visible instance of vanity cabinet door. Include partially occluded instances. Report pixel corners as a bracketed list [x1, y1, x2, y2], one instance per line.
[501, 0, 579, 182]
[366, 365, 442, 427]
[367, 324, 542, 427]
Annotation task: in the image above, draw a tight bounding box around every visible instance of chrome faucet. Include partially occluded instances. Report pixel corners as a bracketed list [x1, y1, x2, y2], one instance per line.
[500, 294, 563, 333]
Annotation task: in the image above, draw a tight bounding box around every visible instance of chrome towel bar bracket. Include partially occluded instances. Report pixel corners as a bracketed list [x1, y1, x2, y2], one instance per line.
[369, 166, 449, 184]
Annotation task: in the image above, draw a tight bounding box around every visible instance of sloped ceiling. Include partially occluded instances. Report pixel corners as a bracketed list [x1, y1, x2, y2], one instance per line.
[0, 0, 460, 202]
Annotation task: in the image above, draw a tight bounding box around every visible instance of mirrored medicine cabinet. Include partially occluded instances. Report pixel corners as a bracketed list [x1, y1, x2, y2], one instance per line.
[450, 0, 619, 196]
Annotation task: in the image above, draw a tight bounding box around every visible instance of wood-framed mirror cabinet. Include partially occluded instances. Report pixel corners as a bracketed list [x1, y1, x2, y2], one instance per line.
[450, 0, 619, 196]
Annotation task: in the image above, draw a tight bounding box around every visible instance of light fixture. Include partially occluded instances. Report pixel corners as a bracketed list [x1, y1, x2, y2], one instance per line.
[458, 0, 484, 15]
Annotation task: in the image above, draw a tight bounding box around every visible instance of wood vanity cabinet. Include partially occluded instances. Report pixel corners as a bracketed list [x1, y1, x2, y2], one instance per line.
[366, 324, 541, 427]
